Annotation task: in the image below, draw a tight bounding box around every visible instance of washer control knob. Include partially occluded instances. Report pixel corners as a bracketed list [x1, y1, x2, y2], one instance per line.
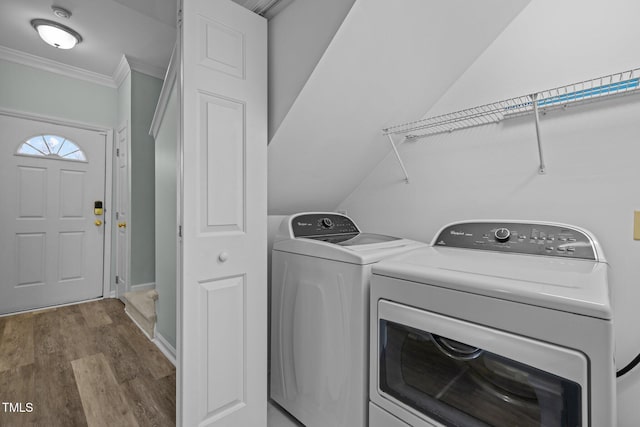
[321, 217, 334, 229]
[494, 227, 511, 242]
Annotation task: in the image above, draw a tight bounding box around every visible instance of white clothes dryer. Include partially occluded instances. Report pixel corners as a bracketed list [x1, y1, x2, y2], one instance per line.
[369, 220, 616, 427]
[270, 212, 426, 427]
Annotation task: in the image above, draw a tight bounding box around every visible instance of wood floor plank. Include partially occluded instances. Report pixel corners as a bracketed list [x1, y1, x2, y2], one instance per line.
[120, 376, 175, 427]
[117, 323, 175, 380]
[34, 351, 88, 427]
[71, 353, 139, 427]
[149, 371, 177, 420]
[33, 308, 64, 359]
[101, 298, 126, 316]
[78, 301, 113, 328]
[58, 304, 89, 330]
[98, 327, 141, 384]
[0, 364, 37, 427]
[95, 323, 145, 384]
[59, 306, 99, 361]
[0, 313, 35, 372]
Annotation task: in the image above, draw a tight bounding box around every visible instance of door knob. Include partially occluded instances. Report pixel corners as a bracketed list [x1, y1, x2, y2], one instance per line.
[118, 222, 127, 228]
[218, 251, 229, 262]
[95, 220, 103, 226]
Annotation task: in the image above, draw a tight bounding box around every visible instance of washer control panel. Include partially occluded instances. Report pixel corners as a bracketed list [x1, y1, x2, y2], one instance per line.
[291, 213, 359, 237]
[434, 221, 596, 260]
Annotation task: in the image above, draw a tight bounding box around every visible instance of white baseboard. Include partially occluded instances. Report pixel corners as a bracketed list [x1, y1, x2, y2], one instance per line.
[0, 297, 103, 317]
[130, 282, 156, 292]
[110, 282, 155, 299]
[154, 332, 177, 366]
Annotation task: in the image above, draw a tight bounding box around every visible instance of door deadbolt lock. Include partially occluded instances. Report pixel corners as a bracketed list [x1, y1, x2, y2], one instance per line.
[94, 200, 104, 216]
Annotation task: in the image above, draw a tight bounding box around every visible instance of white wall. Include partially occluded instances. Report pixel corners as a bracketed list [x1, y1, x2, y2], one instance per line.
[130, 70, 162, 286]
[154, 82, 178, 349]
[267, 0, 530, 215]
[267, 0, 356, 139]
[337, 0, 640, 423]
[117, 68, 162, 290]
[0, 58, 117, 127]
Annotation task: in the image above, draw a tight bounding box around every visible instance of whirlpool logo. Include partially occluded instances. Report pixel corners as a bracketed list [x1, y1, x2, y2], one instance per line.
[450, 230, 472, 237]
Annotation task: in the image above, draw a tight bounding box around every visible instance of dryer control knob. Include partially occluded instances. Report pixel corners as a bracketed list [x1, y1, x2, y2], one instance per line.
[494, 228, 511, 242]
[321, 217, 334, 229]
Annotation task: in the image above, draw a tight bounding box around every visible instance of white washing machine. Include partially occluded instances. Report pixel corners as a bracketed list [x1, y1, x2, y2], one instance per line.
[369, 220, 616, 427]
[270, 212, 427, 427]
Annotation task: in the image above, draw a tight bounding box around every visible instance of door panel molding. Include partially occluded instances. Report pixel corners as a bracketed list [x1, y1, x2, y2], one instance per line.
[199, 274, 246, 419]
[198, 90, 246, 234]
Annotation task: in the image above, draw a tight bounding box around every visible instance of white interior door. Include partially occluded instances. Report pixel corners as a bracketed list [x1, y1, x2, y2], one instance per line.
[179, 0, 267, 425]
[0, 114, 106, 314]
[115, 123, 129, 297]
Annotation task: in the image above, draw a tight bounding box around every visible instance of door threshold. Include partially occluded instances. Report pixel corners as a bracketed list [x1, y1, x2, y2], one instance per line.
[0, 296, 106, 318]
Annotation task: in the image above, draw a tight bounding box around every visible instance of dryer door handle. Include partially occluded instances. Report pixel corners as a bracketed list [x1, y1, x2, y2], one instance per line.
[431, 334, 484, 361]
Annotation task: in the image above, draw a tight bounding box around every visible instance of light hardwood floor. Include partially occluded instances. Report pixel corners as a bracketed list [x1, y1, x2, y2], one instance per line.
[0, 298, 175, 427]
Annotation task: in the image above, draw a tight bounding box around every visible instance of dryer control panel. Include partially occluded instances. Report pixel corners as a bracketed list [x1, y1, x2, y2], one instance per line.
[434, 221, 597, 260]
[291, 213, 359, 237]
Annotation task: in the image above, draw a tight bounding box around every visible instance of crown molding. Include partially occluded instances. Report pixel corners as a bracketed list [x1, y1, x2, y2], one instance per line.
[113, 54, 167, 86]
[149, 44, 178, 138]
[0, 44, 116, 88]
[0, 45, 167, 91]
[127, 56, 167, 81]
[113, 55, 131, 87]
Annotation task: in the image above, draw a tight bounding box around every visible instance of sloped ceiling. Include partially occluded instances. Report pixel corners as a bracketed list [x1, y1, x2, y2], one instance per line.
[267, 0, 531, 215]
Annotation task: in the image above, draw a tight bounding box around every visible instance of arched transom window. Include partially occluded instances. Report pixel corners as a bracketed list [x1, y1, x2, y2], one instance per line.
[16, 134, 87, 161]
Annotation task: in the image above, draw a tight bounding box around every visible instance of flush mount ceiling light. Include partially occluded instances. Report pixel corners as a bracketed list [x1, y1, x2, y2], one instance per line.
[31, 18, 82, 49]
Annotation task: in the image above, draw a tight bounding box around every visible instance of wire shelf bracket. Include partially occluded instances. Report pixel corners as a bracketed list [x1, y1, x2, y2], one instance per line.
[387, 134, 410, 183]
[382, 68, 640, 177]
[531, 93, 546, 174]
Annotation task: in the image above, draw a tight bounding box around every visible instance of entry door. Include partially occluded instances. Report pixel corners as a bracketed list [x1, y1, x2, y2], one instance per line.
[179, 0, 267, 425]
[0, 114, 106, 314]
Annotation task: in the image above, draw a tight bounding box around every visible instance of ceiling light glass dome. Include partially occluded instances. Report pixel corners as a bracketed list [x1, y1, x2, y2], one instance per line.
[31, 19, 82, 50]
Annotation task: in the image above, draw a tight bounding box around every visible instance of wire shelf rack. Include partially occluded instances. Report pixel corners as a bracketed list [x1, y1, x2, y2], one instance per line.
[383, 68, 640, 138]
[382, 68, 640, 182]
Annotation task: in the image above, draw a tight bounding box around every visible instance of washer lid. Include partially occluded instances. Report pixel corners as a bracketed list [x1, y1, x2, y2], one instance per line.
[306, 232, 401, 246]
[372, 246, 611, 319]
[273, 236, 426, 264]
[273, 212, 427, 264]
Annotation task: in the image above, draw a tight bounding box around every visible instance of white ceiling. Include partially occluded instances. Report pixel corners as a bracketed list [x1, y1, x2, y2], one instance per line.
[0, 0, 289, 82]
[0, 0, 178, 79]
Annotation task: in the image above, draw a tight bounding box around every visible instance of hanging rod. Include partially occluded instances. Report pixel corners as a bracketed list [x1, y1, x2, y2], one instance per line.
[381, 67, 640, 177]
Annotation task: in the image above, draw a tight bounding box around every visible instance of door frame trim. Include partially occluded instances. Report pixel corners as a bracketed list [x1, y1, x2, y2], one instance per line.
[0, 107, 114, 300]
[115, 121, 131, 299]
